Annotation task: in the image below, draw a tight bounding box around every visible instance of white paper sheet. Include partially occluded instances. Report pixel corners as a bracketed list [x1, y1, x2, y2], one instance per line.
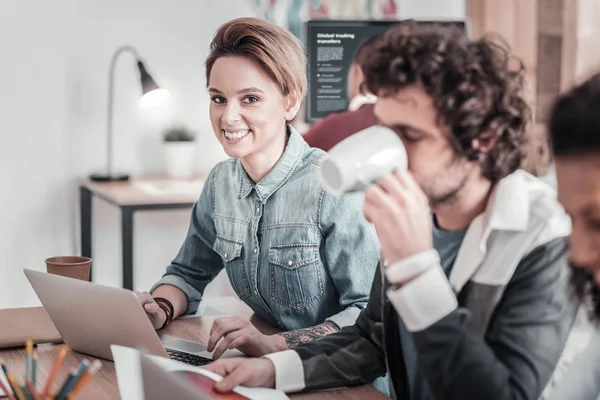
[134, 180, 204, 197]
[111, 345, 289, 400]
[112, 345, 143, 400]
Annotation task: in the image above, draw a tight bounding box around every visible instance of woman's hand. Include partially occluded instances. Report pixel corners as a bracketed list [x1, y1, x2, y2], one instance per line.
[207, 317, 284, 359]
[136, 291, 167, 330]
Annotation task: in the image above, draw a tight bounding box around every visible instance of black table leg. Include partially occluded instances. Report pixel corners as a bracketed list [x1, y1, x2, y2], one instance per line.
[121, 206, 134, 290]
[80, 186, 93, 279]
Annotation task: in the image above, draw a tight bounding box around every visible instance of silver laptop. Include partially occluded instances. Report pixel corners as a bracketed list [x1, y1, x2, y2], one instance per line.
[24, 269, 212, 366]
[140, 354, 216, 400]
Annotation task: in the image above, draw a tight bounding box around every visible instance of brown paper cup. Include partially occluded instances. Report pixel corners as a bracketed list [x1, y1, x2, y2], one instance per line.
[45, 256, 92, 281]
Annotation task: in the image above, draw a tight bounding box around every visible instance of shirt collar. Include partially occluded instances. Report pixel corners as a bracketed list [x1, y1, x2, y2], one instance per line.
[483, 170, 545, 234]
[238, 125, 305, 202]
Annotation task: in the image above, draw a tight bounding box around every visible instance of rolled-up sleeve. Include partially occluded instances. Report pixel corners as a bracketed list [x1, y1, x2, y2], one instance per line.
[318, 189, 380, 328]
[150, 169, 223, 315]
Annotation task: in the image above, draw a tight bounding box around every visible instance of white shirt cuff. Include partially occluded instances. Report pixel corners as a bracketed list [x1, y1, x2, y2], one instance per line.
[263, 350, 305, 393]
[384, 249, 440, 285]
[386, 264, 458, 332]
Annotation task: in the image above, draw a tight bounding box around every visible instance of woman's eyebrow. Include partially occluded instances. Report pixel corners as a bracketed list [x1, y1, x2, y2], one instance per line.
[208, 87, 264, 94]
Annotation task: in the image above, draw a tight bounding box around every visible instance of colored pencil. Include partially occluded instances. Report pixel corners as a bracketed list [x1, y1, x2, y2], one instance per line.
[54, 360, 89, 400]
[24, 381, 39, 400]
[25, 340, 33, 382]
[41, 345, 68, 399]
[64, 359, 101, 399]
[19, 385, 32, 400]
[0, 363, 16, 400]
[1, 365, 25, 400]
[31, 358, 37, 388]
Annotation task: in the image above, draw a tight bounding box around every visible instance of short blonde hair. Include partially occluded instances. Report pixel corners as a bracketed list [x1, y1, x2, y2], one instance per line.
[205, 17, 307, 104]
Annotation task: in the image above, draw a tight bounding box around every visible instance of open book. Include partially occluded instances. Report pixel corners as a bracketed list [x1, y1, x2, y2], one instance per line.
[111, 345, 289, 400]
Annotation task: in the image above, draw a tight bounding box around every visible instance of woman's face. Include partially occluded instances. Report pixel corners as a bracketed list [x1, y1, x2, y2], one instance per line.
[208, 56, 298, 162]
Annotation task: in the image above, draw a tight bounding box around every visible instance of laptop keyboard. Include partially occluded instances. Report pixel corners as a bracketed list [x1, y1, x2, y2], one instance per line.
[167, 349, 212, 366]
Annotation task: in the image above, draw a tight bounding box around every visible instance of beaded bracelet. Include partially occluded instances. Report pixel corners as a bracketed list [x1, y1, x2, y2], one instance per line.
[154, 297, 174, 329]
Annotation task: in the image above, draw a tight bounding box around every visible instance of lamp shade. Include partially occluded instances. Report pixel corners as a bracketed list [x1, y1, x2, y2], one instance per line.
[138, 61, 170, 109]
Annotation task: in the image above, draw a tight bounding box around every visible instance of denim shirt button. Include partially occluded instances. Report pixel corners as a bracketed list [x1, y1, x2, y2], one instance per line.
[253, 248, 257, 254]
[288, 260, 293, 266]
[224, 253, 228, 258]
[256, 207, 260, 213]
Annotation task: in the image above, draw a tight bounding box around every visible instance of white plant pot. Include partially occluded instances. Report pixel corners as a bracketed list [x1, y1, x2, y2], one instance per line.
[164, 142, 197, 179]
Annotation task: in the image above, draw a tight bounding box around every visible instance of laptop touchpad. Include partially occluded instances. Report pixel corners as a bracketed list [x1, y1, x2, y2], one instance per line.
[160, 335, 207, 354]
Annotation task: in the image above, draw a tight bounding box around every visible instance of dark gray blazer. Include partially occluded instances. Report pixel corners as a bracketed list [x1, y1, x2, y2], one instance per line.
[292, 237, 577, 400]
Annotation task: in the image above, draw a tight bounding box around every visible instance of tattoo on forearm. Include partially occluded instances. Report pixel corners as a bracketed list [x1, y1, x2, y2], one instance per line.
[279, 321, 340, 349]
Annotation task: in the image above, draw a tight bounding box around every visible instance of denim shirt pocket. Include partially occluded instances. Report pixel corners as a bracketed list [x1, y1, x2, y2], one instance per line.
[213, 235, 251, 300]
[268, 244, 324, 310]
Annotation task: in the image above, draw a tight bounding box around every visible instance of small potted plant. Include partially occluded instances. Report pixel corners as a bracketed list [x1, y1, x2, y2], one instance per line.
[163, 126, 197, 179]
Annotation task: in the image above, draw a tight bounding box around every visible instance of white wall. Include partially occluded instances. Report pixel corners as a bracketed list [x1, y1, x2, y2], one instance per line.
[0, 0, 254, 308]
[399, 0, 465, 19]
[0, 0, 465, 309]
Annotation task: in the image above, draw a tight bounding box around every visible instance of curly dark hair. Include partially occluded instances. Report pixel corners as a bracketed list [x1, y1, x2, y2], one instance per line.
[549, 71, 600, 157]
[353, 34, 381, 69]
[362, 21, 531, 182]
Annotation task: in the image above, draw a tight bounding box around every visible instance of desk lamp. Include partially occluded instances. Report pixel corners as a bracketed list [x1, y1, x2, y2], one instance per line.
[89, 45, 170, 182]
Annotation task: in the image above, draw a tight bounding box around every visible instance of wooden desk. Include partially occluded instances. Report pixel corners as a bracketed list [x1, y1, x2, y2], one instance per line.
[79, 175, 205, 290]
[0, 304, 389, 399]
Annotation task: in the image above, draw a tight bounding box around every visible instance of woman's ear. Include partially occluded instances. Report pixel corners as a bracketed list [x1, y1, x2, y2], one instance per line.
[284, 93, 301, 121]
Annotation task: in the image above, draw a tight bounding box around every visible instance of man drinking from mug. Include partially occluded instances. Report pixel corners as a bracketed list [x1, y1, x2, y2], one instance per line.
[202, 21, 577, 400]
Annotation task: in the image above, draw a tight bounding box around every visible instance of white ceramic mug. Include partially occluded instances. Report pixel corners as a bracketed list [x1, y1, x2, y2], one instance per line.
[319, 125, 408, 195]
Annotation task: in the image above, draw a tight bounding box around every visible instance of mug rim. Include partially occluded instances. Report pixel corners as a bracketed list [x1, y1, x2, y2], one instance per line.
[45, 256, 92, 266]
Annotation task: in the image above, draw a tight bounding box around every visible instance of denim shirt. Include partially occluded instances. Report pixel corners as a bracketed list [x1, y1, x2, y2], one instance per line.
[152, 126, 380, 331]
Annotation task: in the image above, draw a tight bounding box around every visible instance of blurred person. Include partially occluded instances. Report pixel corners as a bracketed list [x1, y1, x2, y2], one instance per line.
[544, 71, 600, 400]
[302, 35, 379, 151]
[203, 21, 577, 400]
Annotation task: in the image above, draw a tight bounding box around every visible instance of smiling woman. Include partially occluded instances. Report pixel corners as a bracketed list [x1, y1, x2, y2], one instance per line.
[204, 18, 306, 183]
[135, 16, 382, 387]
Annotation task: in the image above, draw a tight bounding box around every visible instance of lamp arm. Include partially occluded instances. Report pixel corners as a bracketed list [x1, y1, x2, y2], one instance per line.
[106, 45, 141, 176]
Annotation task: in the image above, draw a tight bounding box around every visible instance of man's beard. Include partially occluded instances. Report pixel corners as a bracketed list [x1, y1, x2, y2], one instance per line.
[424, 156, 470, 208]
[570, 263, 600, 320]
